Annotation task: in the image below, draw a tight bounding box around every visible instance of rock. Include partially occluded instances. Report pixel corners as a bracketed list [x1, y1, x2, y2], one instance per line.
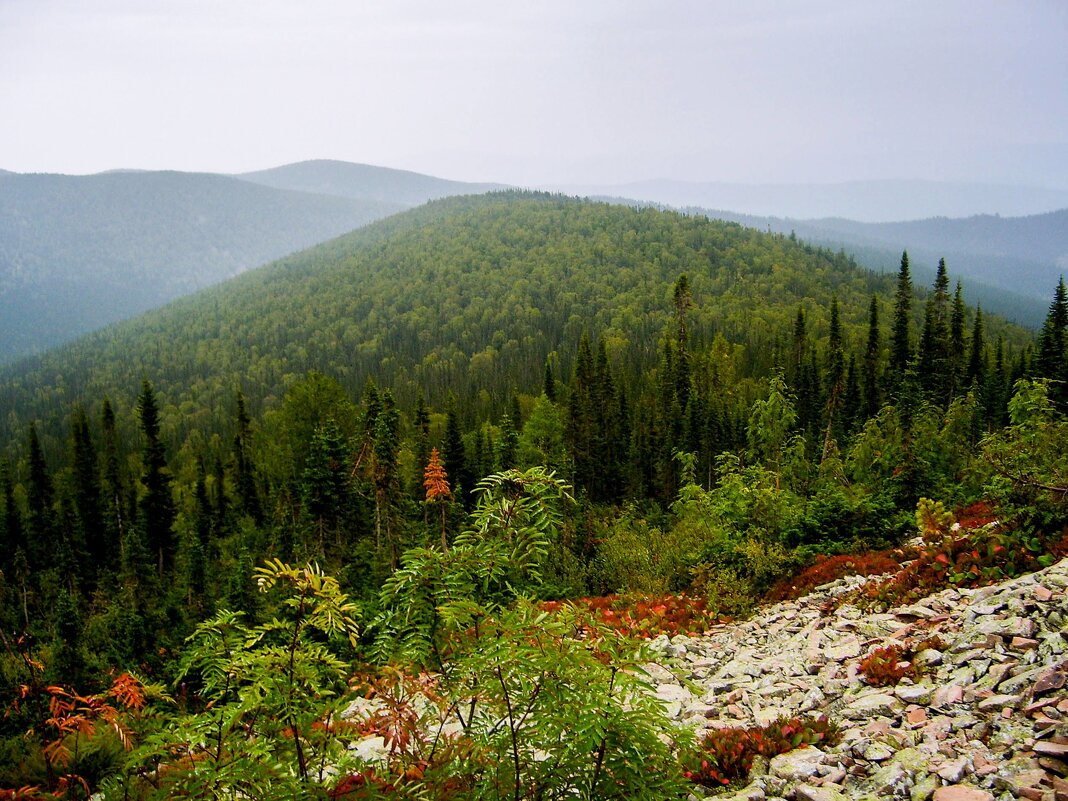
[976, 616, 1036, 639]
[1033, 668, 1068, 696]
[640, 662, 677, 683]
[1035, 742, 1068, 759]
[826, 636, 862, 662]
[768, 746, 826, 782]
[868, 760, 913, 799]
[895, 683, 933, 704]
[843, 693, 902, 720]
[796, 785, 849, 801]
[931, 787, 994, 801]
[935, 757, 970, 782]
[976, 693, 1020, 712]
[911, 775, 941, 801]
[914, 648, 944, 668]
[349, 735, 389, 763]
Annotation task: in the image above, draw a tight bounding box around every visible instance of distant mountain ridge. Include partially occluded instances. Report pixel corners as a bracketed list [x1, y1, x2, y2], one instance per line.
[0, 161, 505, 364]
[552, 178, 1068, 223]
[239, 159, 505, 205]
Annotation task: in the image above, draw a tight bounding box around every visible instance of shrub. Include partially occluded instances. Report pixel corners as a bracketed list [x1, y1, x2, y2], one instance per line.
[859, 644, 914, 687]
[683, 715, 839, 789]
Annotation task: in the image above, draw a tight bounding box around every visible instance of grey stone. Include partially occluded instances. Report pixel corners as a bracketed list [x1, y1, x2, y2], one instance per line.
[843, 692, 903, 720]
[768, 746, 826, 781]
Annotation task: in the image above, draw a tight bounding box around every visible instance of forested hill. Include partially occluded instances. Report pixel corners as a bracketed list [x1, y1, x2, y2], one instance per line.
[0, 170, 405, 362]
[239, 159, 506, 204]
[0, 192, 1032, 464]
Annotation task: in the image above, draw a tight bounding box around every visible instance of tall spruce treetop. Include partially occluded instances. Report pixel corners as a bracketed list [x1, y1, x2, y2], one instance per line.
[863, 295, 881, 418]
[968, 304, 987, 387]
[890, 250, 913, 391]
[137, 379, 176, 577]
[918, 258, 952, 405]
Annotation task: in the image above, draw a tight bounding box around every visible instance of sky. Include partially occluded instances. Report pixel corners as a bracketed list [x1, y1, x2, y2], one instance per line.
[1, 0, 1067, 188]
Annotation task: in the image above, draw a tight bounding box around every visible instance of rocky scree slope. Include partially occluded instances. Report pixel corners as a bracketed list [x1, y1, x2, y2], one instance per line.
[642, 557, 1068, 801]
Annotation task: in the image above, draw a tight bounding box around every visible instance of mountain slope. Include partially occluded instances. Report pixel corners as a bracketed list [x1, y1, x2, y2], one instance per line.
[0, 170, 405, 362]
[239, 159, 505, 205]
[0, 192, 1033, 454]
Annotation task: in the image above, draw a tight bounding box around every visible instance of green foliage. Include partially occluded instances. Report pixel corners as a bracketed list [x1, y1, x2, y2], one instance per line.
[980, 379, 1068, 531]
[109, 559, 360, 799]
[372, 467, 572, 667]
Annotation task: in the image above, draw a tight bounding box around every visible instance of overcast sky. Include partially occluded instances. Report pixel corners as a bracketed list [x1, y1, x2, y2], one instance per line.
[2, 0, 1066, 188]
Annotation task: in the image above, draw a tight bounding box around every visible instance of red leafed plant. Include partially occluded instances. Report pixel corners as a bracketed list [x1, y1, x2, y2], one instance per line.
[859, 644, 914, 687]
[683, 715, 839, 788]
[764, 551, 903, 603]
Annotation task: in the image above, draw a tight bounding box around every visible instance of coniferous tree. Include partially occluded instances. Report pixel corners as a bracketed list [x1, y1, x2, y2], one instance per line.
[442, 405, 470, 507]
[1036, 277, 1067, 407]
[862, 295, 881, 418]
[918, 258, 952, 405]
[100, 397, 128, 574]
[137, 380, 176, 577]
[842, 356, 861, 435]
[967, 305, 987, 388]
[822, 295, 845, 462]
[301, 418, 351, 557]
[672, 274, 693, 413]
[567, 333, 597, 495]
[372, 390, 401, 568]
[232, 390, 261, 523]
[543, 356, 558, 403]
[497, 410, 519, 470]
[889, 251, 913, 395]
[26, 422, 55, 572]
[412, 391, 431, 496]
[949, 281, 967, 398]
[70, 405, 104, 586]
[0, 460, 23, 577]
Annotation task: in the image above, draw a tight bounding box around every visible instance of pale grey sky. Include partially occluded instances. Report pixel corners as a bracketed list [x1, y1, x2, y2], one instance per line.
[2, 0, 1066, 187]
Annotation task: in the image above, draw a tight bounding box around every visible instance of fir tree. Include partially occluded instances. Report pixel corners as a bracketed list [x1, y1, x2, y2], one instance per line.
[889, 251, 913, 395]
[232, 390, 261, 523]
[70, 405, 104, 586]
[137, 380, 176, 577]
[1036, 277, 1067, 407]
[862, 295, 881, 418]
[949, 281, 967, 398]
[918, 258, 952, 406]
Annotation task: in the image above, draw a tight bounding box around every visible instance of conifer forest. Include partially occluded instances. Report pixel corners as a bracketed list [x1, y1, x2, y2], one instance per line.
[0, 192, 1065, 798]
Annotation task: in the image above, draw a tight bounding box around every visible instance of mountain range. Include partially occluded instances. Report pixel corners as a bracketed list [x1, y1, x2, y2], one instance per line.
[0, 162, 497, 363]
[0, 160, 1065, 366]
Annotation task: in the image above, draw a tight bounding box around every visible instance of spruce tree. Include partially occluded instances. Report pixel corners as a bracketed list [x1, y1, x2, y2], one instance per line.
[70, 405, 104, 586]
[918, 258, 952, 405]
[862, 295, 881, 418]
[822, 295, 845, 462]
[967, 305, 986, 387]
[232, 390, 261, 523]
[889, 251, 913, 395]
[1036, 277, 1067, 407]
[26, 422, 54, 572]
[949, 281, 967, 398]
[137, 380, 176, 577]
[100, 397, 127, 574]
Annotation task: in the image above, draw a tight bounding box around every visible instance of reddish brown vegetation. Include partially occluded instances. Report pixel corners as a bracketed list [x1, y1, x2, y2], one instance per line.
[540, 594, 722, 638]
[683, 715, 839, 788]
[764, 551, 903, 603]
